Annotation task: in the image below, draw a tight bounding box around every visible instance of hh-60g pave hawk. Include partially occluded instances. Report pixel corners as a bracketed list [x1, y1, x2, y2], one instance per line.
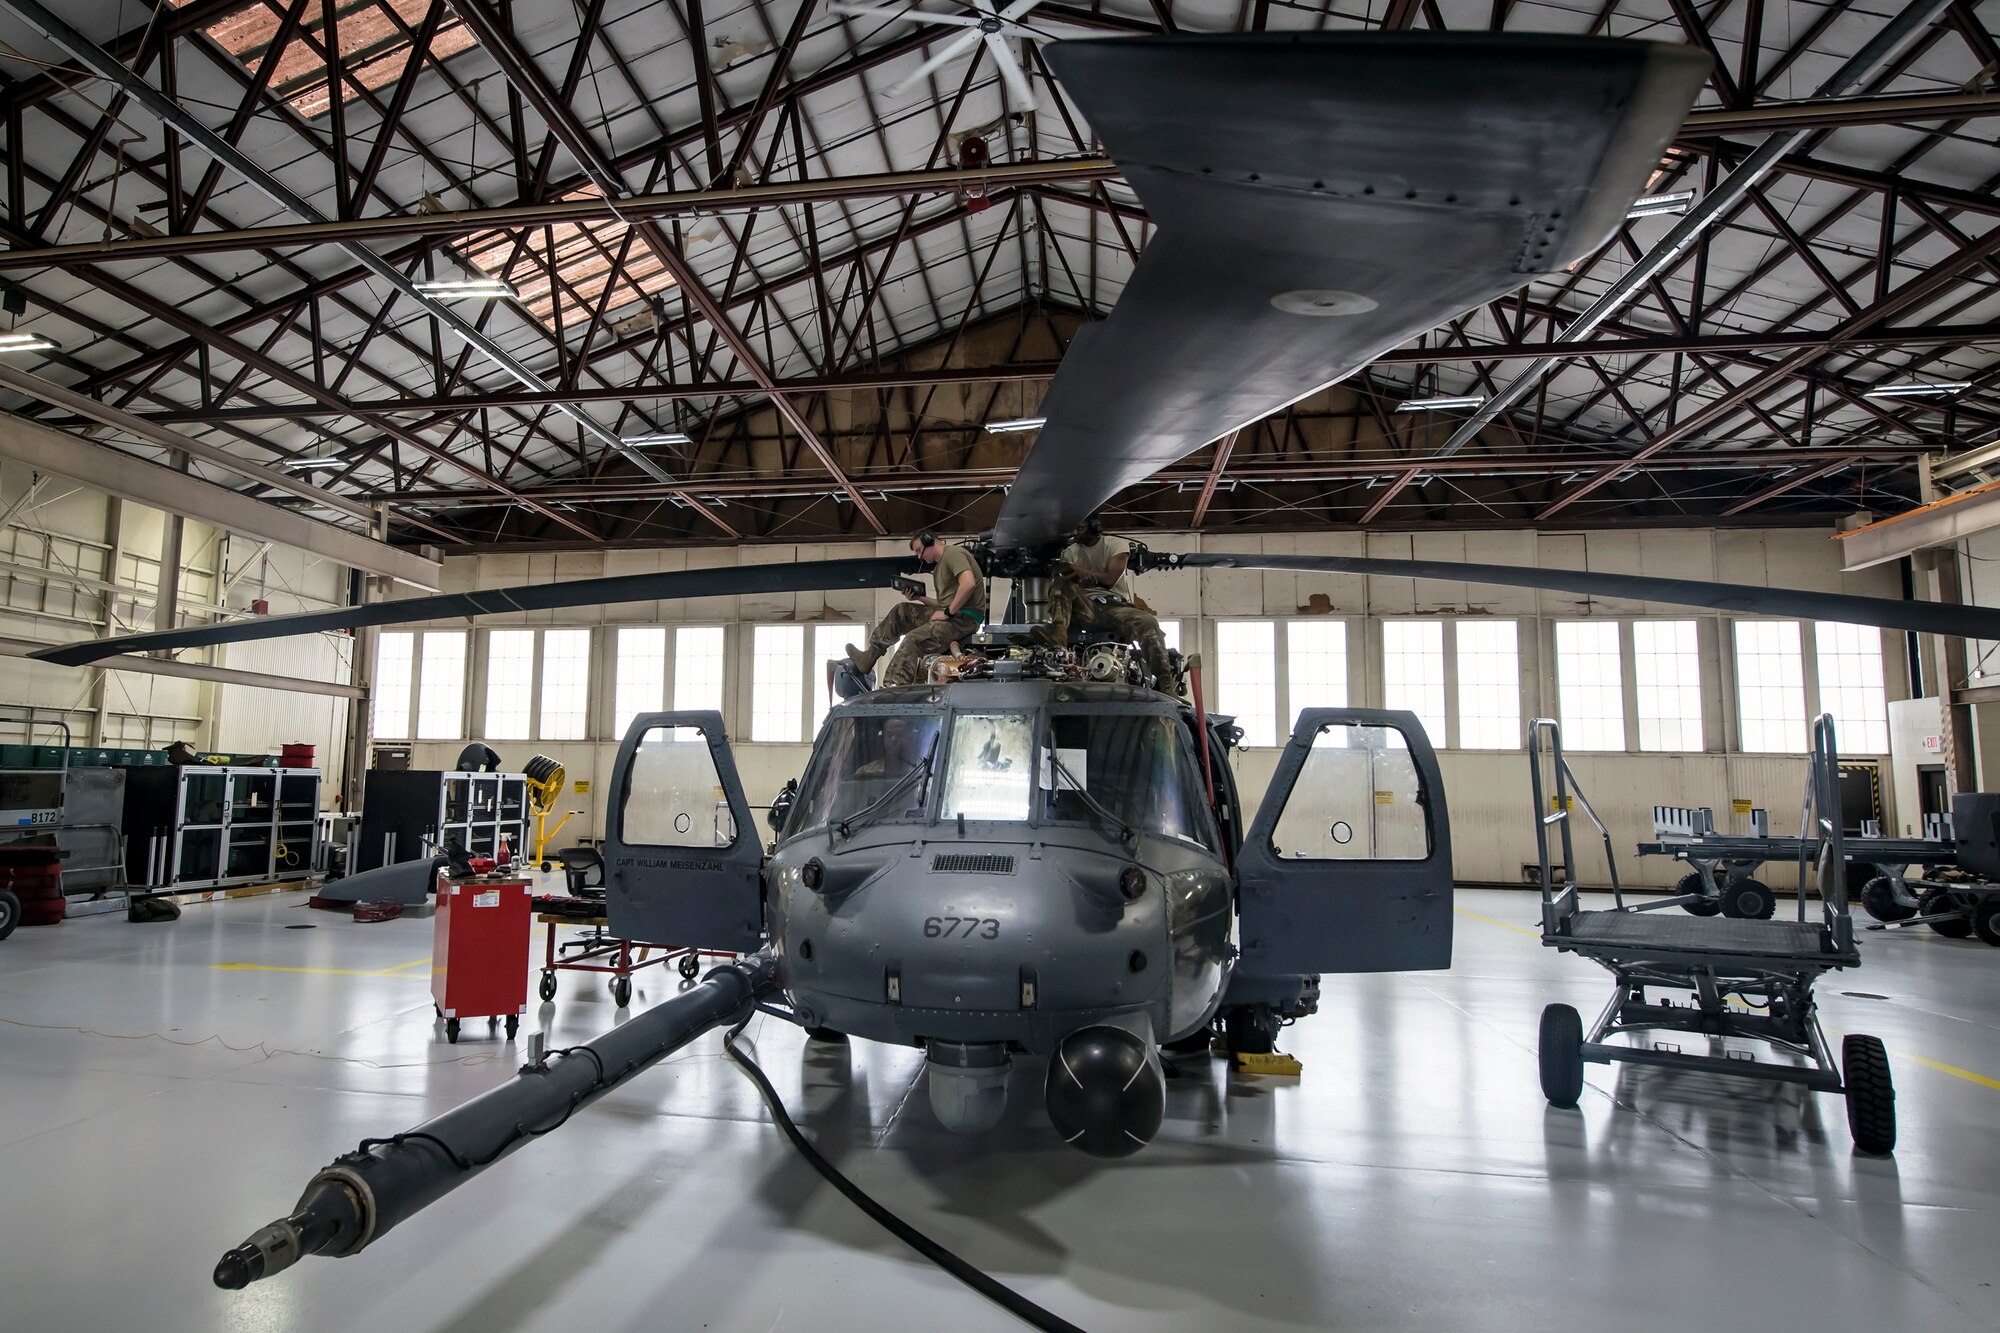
[29, 29, 2000, 1313]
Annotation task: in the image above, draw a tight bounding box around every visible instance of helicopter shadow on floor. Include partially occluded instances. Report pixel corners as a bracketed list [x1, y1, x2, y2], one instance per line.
[740, 1039, 1352, 1320]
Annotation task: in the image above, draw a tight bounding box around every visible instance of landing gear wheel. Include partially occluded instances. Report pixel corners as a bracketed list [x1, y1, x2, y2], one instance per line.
[1861, 876, 1916, 923]
[1223, 1004, 1279, 1056]
[806, 1027, 847, 1043]
[445, 1017, 460, 1044]
[505, 1015, 519, 1040]
[1163, 1026, 1217, 1056]
[1539, 1003, 1585, 1108]
[1677, 872, 1721, 916]
[1973, 898, 2000, 948]
[1842, 1033, 1896, 1154]
[612, 976, 633, 1008]
[1920, 887, 1972, 938]
[1722, 877, 1777, 920]
[679, 952, 700, 979]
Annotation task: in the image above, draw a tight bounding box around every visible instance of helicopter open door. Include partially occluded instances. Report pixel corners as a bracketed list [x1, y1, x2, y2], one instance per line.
[603, 712, 764, 953]
[1236, 709, 1453, 974]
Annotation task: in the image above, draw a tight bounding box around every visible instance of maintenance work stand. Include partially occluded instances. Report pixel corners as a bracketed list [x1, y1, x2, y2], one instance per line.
[1529, 715, 1896, 1154]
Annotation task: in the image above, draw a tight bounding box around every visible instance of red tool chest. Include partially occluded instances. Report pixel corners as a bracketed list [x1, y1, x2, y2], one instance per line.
[432, 872, 531, 1042]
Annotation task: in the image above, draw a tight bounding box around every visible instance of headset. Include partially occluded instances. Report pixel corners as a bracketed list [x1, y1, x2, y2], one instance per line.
[912, 529, 938, 552]
[1081, 515, 1104, 539]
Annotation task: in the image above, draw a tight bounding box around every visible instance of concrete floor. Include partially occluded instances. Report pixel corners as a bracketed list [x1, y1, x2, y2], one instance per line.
[3, 886, 1998, 1332]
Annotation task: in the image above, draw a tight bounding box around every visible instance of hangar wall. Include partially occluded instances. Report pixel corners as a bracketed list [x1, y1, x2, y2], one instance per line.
[382, 524, 1917, 889]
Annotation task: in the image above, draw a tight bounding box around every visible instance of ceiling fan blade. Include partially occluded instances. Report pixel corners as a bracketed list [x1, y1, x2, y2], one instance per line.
[990, 34, 1708, 550]
[985, 33, 1038, 112]
[997, 0, 1044, 20]
[888, 27, 985, 94]
[1177, 552, 2000, 641]
[834, 6, 992, 28]
[29, 557, 913, 669]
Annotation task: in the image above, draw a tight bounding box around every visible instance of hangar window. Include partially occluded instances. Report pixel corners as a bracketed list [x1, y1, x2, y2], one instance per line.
[1814, 623, 1888, 755]
[1286, 621, 1348, 731]
[752, 626, 805, 742]
[1382, 620, 1447, 746]
[1556, 621, 1625, 751]
[1735, 620, 1807, 753]
[811, 624, 859, 737]
[674, 626, 726, 713]
[613, 628, 667, 738]
[371, 631, 413, 738]
[1216, 620, 1278, 747]
[1157, 620, 1182, 654]
[178, 0, 481, 121]
[484, 629, 535, 741]
[1456, 620, 1521, 749]
[539, 629, 592, 740]
[1634, 620, 1703, 751]
[415, 631, 466, 740]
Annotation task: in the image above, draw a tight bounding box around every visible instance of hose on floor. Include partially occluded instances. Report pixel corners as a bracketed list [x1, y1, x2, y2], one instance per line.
[722, 1019, 1088, 1333]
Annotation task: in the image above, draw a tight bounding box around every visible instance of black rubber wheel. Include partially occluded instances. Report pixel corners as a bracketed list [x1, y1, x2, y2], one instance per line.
[445, 1017, 460, 1044]
[1677, 871, 1721, 916]
[1223, 1004, 1279, 1056]
[612, 976, 633, 1008]
[1163, 1025, 1217, 1056]
[805, 1026, 848, 1043]
[1539, 1003, 1586, 1108]
[1920, 887, 1973, 939]
[1722, 877, 1777, 920]
[679, 952, 700, 979]
[538, 970, 557, 1002]
[1860, 876, 1916, 923]
[505, 1015, 519, 1040]
[539, 860, 552, 873]
[1972, 898, 2000, 948]
[0, 887, 18, 941]
[1842, 1033, 1896, 1154]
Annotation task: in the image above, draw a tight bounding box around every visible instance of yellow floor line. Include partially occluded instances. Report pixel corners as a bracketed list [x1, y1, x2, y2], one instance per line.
[212, 956, 431, 977]
[1453, 905, 2000, 1094]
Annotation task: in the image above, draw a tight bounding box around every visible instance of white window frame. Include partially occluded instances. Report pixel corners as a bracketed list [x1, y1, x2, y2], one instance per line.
[1734, 619, 1808, 754]
[1381, 620, 1447, 745]
[1633, 619, 1703, 753]
[1215, 619, 1278, 748]
[673, 625, 727, 714]
[1554, 620, 1626, 752]
[1455, 619, 1521, 750]
[750, 625, 806, 743]
[483, 629, 537, 741]
[538, 628, 592, 741]
[612, 626, 668, 739]
[1814, 622, 1889, 755]
[415, 630, 467, 741]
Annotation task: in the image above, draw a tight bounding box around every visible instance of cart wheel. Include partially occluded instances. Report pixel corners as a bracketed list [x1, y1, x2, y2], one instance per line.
[445, 1018, 460, 1044]
[1539, 1004, 1585, 1108]
[1861, 876, 1916, 923]
[538, 970, 558, 1002]
[1676, 872, 1721, 917]
[505, 1015, 519, 1040]
[1972, 898, 2000, 948]
[1223, 1004, 1279, 1056]
[1919, 887, 1974, 939]
[0, 887, 19, 941]
[1842, 1033, 1896, 1154]
[540, 860, 552, 873]
[679, 953, 700, 980]
[612, 976, 633, 1008]
[1722, 877, 1777, 920]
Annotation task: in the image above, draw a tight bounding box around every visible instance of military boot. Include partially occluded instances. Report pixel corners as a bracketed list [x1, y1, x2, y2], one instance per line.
[845, 643, 883, 674]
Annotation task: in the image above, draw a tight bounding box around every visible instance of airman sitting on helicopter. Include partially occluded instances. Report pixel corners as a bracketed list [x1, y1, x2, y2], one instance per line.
[1033, 514, 1176, 691]
[845, 530, 987, 686]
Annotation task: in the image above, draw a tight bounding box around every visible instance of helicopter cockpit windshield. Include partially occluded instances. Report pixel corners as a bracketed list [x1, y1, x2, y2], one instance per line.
[1042, 712, 1217, 848]
[787, 713, 943, 835]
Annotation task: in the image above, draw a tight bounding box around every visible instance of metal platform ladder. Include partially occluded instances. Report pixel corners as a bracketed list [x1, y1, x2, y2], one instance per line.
[1527, 714, 1896, 1155]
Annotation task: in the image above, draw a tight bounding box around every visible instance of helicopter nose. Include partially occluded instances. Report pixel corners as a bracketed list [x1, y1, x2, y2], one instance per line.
[1045, 1024, 1165, 1158]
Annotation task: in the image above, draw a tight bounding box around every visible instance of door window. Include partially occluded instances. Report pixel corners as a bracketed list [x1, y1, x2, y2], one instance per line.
[622, 725, 737, 847]
[1268, 720, 1431, 861]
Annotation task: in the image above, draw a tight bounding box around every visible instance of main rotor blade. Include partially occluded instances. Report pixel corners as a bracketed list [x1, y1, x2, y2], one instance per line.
[1177, 552, 1998, 641]
[991, 34, 1709, 550]
[30, 558, 913, 668]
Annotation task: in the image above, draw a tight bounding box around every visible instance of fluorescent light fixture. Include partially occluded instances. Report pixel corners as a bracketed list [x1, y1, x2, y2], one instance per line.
[1863, 381, 1972, 399]
[621, 431, 692, 447]
[985, 416, 1046, 433]
[415, 278, 518, 299]
[0, 331, 58, 352]
[1627, 189, 1697, 219]
[1396, 395, 1486, 412]
[282, 456, 345, 469]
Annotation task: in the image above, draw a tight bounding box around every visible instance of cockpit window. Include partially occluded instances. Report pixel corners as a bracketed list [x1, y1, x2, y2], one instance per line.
[939, 712, 1036, 822]
[786, 713, 942, 836]
[1043, 712, 1216, 847]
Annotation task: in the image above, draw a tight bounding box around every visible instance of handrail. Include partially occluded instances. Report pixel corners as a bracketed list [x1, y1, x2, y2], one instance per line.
[1806, 712, 1852, 949]
[1528, 718, 1623, 930]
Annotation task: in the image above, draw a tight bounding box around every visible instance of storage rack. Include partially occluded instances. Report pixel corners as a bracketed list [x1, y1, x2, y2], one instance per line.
[355, 770, 529, 872]
[122, 766, 322, 891]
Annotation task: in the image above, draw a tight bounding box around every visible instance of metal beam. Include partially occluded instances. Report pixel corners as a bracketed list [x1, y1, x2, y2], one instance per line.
[1838, 480, 2000, 569]
[1678, 87, 2000, 137]
[0, 410, 442, 588]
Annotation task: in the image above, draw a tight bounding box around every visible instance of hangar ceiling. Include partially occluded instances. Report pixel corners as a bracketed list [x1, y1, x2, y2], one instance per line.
[0, 0, 1994, 549]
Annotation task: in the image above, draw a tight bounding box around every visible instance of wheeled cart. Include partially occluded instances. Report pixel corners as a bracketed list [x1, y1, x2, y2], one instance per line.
[1529, 715, 1895, 1154]
[433, 872, 532, 1043]
[532, 908, 699, 1009]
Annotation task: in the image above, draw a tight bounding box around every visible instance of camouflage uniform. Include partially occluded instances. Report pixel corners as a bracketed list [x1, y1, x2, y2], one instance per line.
[1042, 573, 1175, 691]
[865, 602, 980, 686]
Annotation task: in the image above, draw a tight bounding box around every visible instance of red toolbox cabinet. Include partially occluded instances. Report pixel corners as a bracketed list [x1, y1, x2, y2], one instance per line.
[432, 873, 531, 1042]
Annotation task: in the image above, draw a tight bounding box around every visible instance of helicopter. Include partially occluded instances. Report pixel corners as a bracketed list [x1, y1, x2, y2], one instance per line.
[27, 30, 2000, 1294]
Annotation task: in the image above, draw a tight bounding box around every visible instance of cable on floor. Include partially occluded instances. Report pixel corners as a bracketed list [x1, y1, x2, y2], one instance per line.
[722, 1018, 1089, 1333]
